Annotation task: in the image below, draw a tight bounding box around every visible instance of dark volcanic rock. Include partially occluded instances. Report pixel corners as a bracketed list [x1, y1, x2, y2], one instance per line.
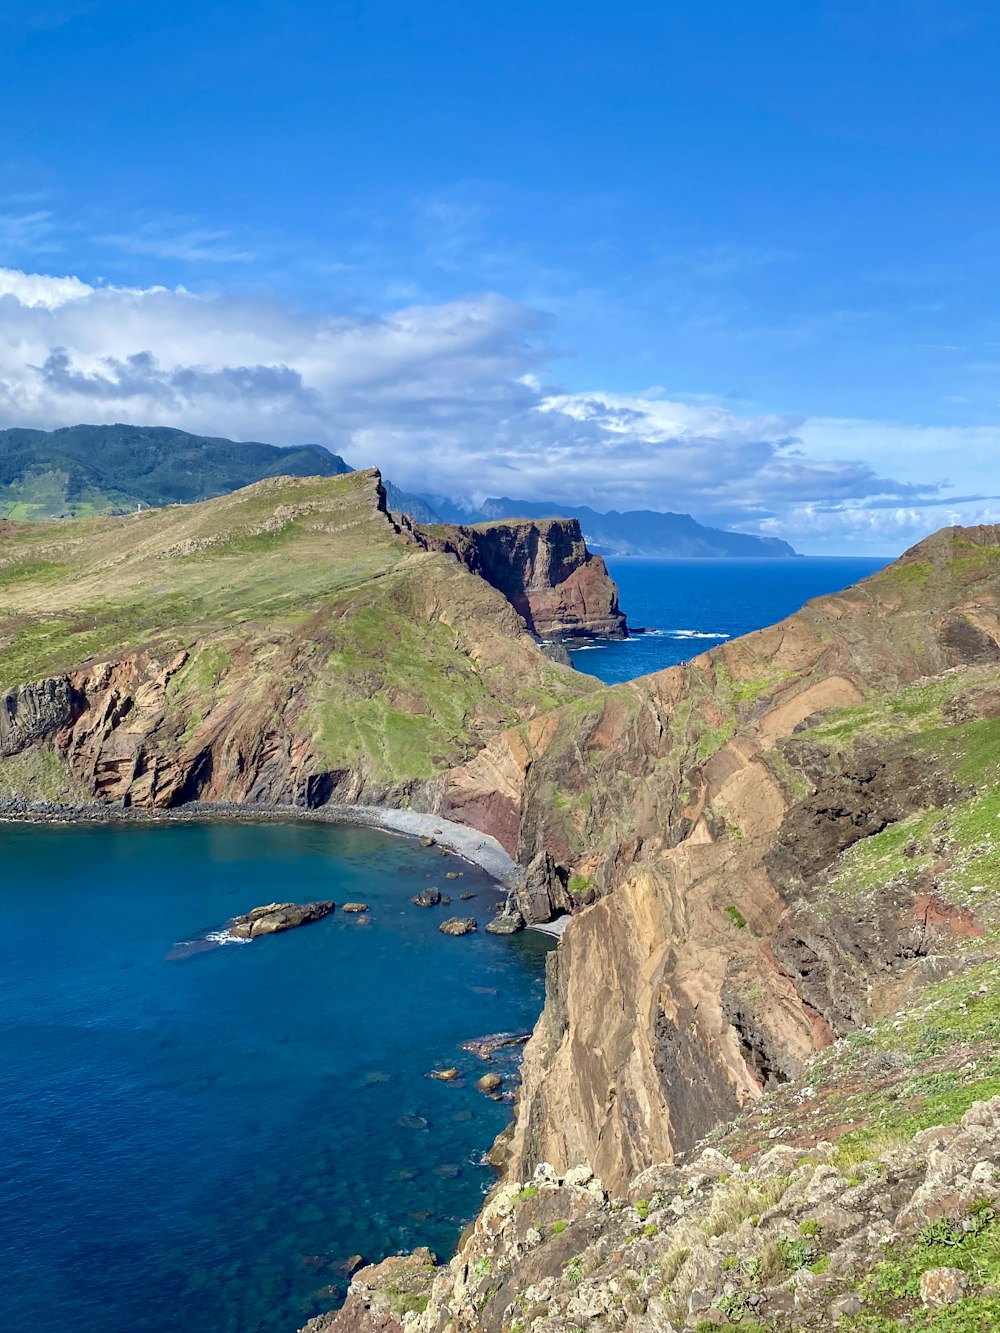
[228, 900, 335, 939]
[411, 887, 442, 908]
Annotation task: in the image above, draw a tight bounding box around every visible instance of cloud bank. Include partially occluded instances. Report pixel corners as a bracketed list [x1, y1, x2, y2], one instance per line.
[0, 266, 995, 554]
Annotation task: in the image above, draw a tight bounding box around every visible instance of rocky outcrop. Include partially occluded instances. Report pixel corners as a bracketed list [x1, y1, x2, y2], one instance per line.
[228, 900, 336, 938]
[439, 916, 477, 936]
[354, 1094, 1000, 1333]
[0, 678, 76, 756]
[413, 517, 627, 640]
[300, 1248, 438, 1332]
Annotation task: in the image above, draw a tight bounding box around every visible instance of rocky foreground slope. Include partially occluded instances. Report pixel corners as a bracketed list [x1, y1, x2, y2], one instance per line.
[0, 468, 606, 808]
[320, 526, 1000, 1332]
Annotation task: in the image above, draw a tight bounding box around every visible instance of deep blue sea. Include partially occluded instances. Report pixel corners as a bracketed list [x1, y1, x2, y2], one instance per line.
[0, 822, 552, 1333]
[569, 556, 892, 683]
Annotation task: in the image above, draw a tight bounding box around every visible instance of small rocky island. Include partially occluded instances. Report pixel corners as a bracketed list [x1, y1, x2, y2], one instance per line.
[228, 901, 336, 939]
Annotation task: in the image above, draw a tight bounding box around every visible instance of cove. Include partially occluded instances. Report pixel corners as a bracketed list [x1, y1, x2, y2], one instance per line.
[0, 820, 553, 1333]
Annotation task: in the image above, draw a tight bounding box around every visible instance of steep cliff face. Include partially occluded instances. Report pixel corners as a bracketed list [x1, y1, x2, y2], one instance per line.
[0, 469, 599, 809]
[435, 525, 1000, 1193]
[414, 517, 627, 640]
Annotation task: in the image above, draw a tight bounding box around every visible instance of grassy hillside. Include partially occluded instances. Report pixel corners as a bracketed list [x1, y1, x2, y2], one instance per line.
[0, 423, 351, 519]
[0, 468, 597, 805]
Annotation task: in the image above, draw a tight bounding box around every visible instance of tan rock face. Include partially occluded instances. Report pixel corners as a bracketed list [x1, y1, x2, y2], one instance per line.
[439, 524, 1000, 1193]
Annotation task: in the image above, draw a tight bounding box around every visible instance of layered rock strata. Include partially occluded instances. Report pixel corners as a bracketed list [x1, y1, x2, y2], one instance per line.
[412, 517, 627, 640]
[437, 524, 1000, 1197]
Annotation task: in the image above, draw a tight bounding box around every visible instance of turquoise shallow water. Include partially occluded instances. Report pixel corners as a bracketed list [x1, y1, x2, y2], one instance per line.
[0, 821, 552, 1333]
[569, 555, 891, 684]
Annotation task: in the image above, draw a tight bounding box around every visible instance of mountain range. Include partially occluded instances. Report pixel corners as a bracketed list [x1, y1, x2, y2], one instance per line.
[0, 423, 796, 556]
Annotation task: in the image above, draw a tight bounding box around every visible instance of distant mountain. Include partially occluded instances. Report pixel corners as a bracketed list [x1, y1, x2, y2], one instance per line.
[426, 496, 798, 558]
[0, 424, 797, 557]
[0, 424, 354, 519]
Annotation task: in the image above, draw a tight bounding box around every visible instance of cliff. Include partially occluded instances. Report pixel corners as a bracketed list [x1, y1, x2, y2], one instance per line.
[414, 517, 627, 640]
[0, 468, 600, 809]
[321, 524, 1000, 1332]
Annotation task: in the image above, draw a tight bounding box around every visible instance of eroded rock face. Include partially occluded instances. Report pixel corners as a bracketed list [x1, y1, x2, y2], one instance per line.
[228, 900, 336, 939]
[300, 1248, 438, 1333]
[0, 678, 76, 756]
[413, 517, 628, 640]
[439, 524, 1000, 1194]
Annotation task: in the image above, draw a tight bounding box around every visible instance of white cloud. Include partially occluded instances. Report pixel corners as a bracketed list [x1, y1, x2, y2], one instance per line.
[99, 226, 256, 264]
[0, 264, 993, 554]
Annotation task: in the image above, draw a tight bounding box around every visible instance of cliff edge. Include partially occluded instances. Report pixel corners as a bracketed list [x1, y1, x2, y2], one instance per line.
[413, 517, 628, 641]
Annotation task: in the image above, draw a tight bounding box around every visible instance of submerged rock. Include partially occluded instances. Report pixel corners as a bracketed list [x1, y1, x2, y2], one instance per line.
[410, 887, 442, 908]
[460, 1031, 531, 1059]
[439, 916, 477, 936]
[228, 900, 335, 939]
[429, 1067, 460, 1082]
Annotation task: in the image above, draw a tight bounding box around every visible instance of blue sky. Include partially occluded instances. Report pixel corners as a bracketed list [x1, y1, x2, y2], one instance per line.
[0, 0, 998, 552]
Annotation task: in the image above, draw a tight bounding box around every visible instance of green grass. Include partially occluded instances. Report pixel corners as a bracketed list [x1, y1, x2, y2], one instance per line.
[844, 1201, 1000, 1333]
[0, 745, 83, 802]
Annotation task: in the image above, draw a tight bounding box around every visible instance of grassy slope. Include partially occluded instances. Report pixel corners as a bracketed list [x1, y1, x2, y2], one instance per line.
[0, 469, 596, 795]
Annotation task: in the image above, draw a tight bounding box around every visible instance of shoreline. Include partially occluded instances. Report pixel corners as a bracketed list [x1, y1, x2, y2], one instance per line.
[0, 797, 527, 891]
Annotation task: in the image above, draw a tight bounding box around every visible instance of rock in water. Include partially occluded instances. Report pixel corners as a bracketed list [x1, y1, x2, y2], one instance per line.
[429, 1068, 460, 1082]
[485, 893, 525, 934]
[439, 917, 477, 936]
[460, 1032, 531, 1059]
[411, 887, 442, 908]
[341, 902, 369, 913]
[476, 1072, 502, 1093]
[228, 900, 336, 939]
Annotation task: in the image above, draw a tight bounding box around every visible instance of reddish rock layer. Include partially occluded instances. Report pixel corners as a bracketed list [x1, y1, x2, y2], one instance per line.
[412, 517, 627, 640]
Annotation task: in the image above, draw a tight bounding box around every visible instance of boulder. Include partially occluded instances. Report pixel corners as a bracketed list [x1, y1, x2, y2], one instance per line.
[439, 917, 477, 936]
[485, 894, 525, 934]
[515, 850, 571, 925]
[410, 887, 442, 908]
[341, 902, 369, 913]
[477, 1073, 502, 1093]
[920, 1268, 970, 1308]
[229, 901, 335, 939]
[430, 1068, 460, 1082]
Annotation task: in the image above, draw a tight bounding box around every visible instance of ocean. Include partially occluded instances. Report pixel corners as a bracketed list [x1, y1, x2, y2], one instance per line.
[0, 821, 551, 1333]
[568, 556, 891, 683]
